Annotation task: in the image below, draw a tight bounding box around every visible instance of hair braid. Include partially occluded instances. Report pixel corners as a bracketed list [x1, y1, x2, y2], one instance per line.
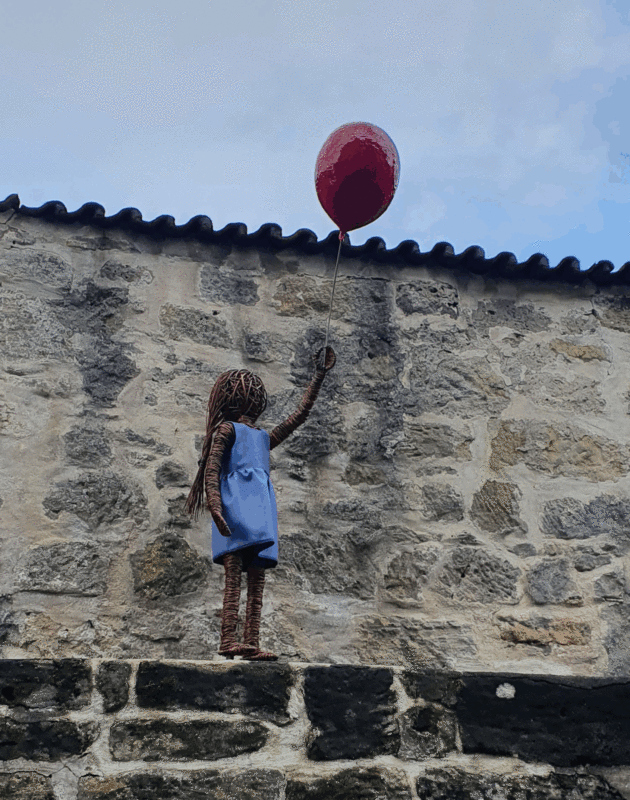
[185, 369, 267, 519]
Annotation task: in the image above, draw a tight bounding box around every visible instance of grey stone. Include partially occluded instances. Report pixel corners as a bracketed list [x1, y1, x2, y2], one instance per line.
[159, 302, 231, 347]
[166, 494, 193, 528]
[542, 495, 630, 541]
[602, 601, 630, 675]
[100, 260, 153, 283]
[594, 294, 630, 333]
[0, 659, 92, 710]
[409, 355, 510, 419]
[470, 298, 552, 332]
[122, 428, 172, 455]
[110, 717, 268, 761]
[528, 558, 581, 605]
[415, 767, 625, 799]
[381, 546, 441, 607]
[77, 344, 140, 406]
[279, 524, 381, 600]
[0, 249, 73, 289]
[64, 424, 112, 466]
[595, 571, 626, 602]
[396, 280, 459, 318]
[397, 420, 473, 461]
[470, 480, 527, 535]
[419, 483, 464, 522]
[78, 770, 284, 800]
[96, 662, 132, 713]
[155, 460, 189, 489]
[435, 546, 521, 604]
[130, 532, 209, 600]
[43, 471, 148, 529]
[49, 281, 140, 406]
[0, 289, 70, 360]
[16, 541, 111, 596]
[200, 264, 260, 305]
[574, 547, 613, 572]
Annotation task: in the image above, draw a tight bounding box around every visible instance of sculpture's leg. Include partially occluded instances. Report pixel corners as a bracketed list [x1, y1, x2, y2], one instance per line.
[218, 552, 256, 658]
[243, 567, 278, 661]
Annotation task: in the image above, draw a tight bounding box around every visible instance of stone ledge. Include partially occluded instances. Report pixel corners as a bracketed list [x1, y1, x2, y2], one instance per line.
[0, 660, 629, 773]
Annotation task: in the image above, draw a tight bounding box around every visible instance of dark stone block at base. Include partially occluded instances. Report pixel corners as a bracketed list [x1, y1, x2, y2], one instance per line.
[96, 661, 132, 713]
[0, 659, 91, 710]
[457, 674, 630, 766]
[286, 767, 412, 800]
[109, 718, 268, 761]
[304, 666, 399, 760]
[0, 772, 56, 800]
[416, 767, 625, 799]
[77, 769, 284, 800]
[135, 661, 293, 724]
[0, 718, 99, 760]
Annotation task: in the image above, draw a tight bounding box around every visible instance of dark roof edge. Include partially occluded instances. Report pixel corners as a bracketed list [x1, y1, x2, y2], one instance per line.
[2, 194, 629, 286]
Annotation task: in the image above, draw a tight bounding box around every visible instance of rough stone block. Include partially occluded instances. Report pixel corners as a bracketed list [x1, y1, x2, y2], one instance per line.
[470, 480, 526, 535]
[135, 662, 293, 724]
[96, 662, 132, 713]
[456, 674, 630, 766]
[43, 471, 148, 529]
[357, 617, 477, 669]
[396, 280, 458, 318]
[0, 718, 99, 761]
[78, 770, 284, 800]
[498, 616, 591, 646]
[64, 424, 112, 467]
[397, 704, 457, 759]
[0, 659, 91, 710]
[0, 772, 56, 800]
[490, 420, 630, 481]
[303, 666, 398, 760]
[470, 298, 552, 332]
[527, 558, 581, 605]
[542, 495, 630, 542]
[159, 303, 231, 348]
[16, 541, 111, 595]
[419, 483, 464, 522]
[200, 265, 260, 305]
[286, 767, 412, 800]
[155, 460, 189, 489]
[415, 767, 625, 799]
[435, 546, 521, 604]
[130, 532, 209, 599]
[110, 717, 268, 761]
[400, 671, 464, 707]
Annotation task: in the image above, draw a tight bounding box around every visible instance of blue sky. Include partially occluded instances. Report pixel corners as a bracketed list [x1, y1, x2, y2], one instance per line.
[1, 0, 629, 269]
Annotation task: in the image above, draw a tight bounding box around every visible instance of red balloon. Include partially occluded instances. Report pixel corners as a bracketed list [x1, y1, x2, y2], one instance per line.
[315, 121, 400, 235]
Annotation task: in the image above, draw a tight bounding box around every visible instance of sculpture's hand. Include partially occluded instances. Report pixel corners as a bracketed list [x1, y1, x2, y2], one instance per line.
[212, 511, 232, 537]
[314, 345, 336, 374]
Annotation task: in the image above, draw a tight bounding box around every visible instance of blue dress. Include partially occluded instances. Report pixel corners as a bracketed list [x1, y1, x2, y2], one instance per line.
[210, 422, 278, 571]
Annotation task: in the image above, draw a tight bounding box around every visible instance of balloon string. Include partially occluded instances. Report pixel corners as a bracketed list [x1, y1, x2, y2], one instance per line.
[324, 232, 344, 353]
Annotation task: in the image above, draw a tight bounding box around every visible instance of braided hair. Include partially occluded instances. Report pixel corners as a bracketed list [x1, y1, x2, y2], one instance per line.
[185, 369, 268, 519]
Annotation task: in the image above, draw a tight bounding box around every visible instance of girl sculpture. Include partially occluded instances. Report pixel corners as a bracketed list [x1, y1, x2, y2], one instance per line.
[186, 346, 336, 660]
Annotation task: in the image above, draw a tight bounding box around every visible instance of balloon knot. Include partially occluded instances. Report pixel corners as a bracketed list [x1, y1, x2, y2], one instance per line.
[339, 231, 346, 242]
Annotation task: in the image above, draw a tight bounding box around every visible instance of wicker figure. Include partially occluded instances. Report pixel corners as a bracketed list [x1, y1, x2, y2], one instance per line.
[186, 345, 336, 660]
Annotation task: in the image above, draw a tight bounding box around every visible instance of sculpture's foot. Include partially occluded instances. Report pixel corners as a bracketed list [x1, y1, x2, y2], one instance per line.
[244, 649, 278, 661]
[218, 643, 258, 659]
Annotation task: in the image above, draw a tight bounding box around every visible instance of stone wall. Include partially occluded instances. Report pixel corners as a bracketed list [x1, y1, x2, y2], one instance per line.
[1, 658, 630, 800]
[1, 203, 630, 675]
